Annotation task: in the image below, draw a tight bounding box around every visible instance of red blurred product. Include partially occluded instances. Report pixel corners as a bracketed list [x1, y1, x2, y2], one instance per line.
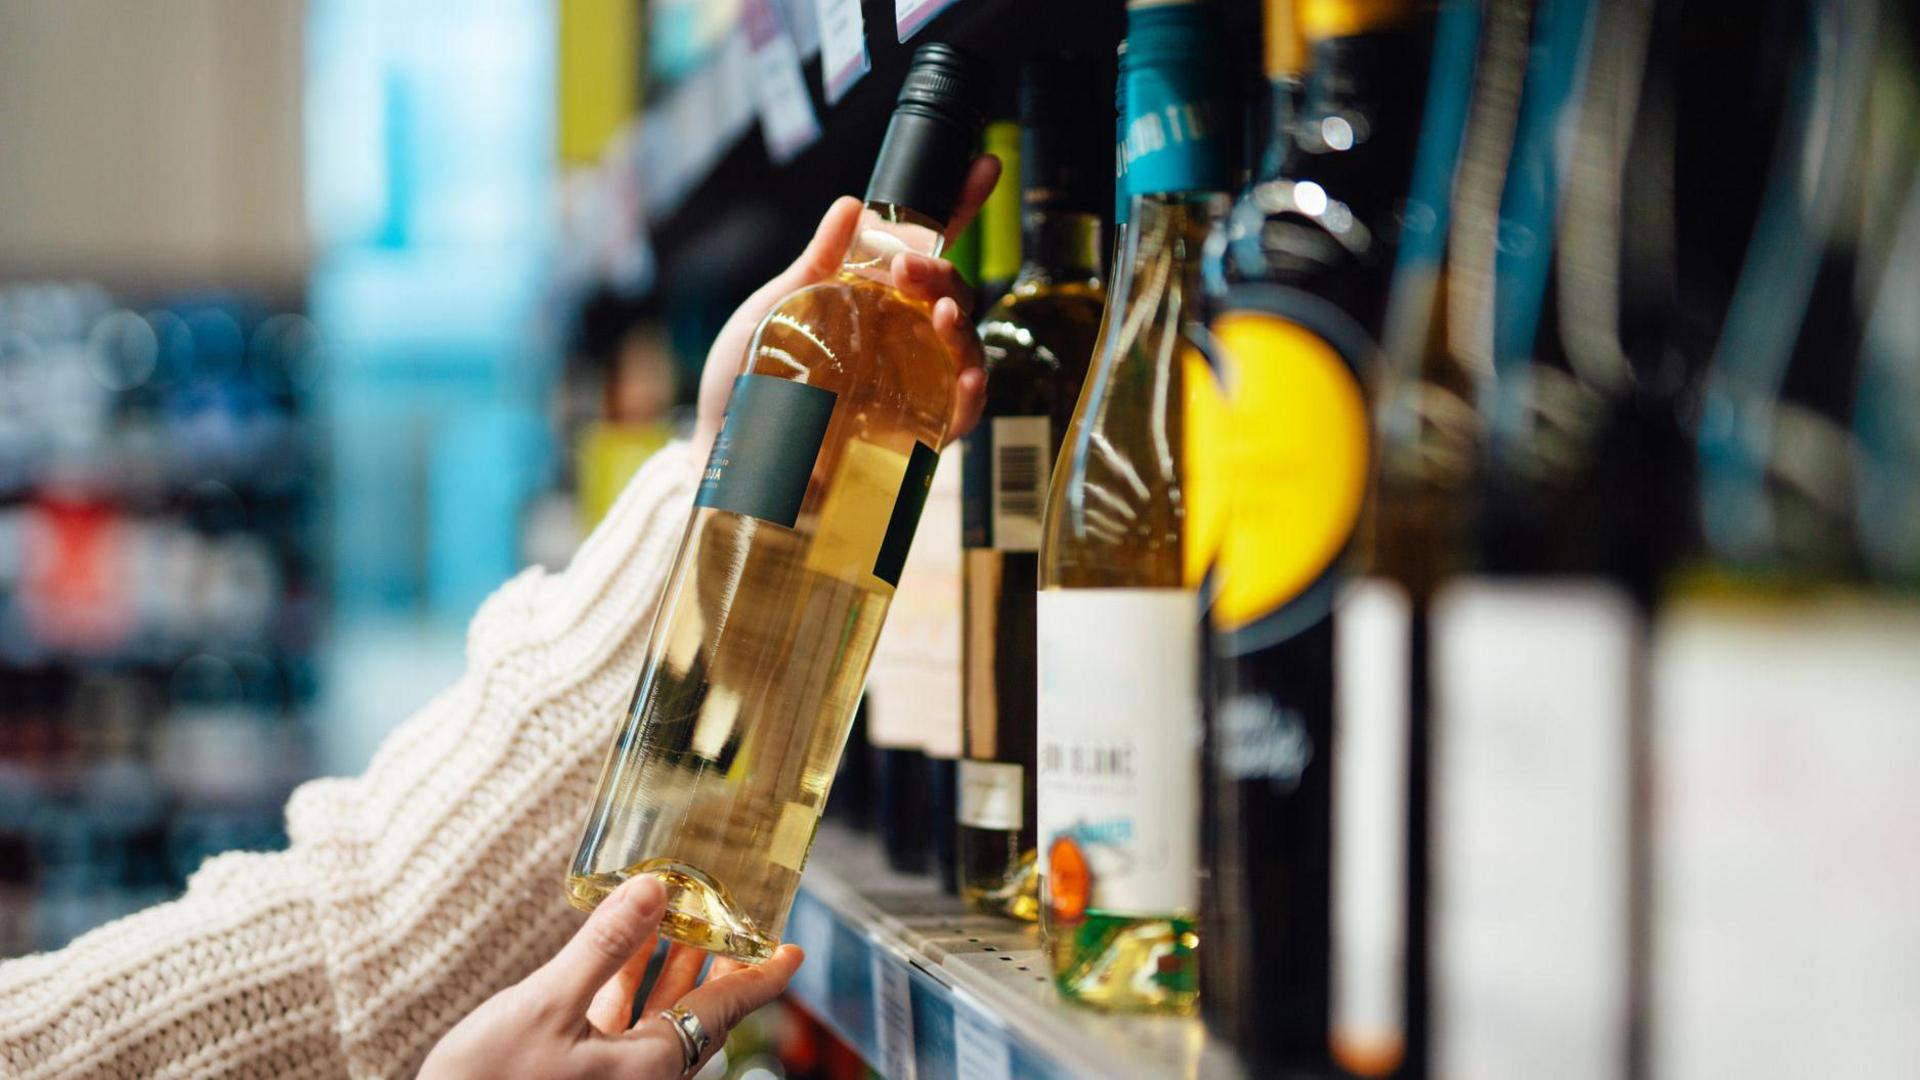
[21, 498, 134, 655]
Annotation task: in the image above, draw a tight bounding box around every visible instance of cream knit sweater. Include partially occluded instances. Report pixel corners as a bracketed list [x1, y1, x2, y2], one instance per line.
[0, 443, 698, 1079]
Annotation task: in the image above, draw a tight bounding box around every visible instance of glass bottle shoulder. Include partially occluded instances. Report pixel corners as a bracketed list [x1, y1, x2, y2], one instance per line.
[1040, 203, 1216, 590]
[978, 283, 1106, 383]
[748, 272, 955, 444]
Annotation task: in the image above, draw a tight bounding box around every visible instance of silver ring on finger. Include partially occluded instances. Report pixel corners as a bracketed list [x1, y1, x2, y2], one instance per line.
[658, 1005, 710, 1077]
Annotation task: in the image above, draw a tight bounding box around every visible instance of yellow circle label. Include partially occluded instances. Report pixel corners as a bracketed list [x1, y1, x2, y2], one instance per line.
[1210, 311, 1370, 631]
[1183, 349, 1231, 590]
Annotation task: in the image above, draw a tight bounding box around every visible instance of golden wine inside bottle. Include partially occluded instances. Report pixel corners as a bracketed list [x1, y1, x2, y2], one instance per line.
[568, 264, 953, 961]
[1037, 197, 1215, 1014]
[568, 43, 987, 960]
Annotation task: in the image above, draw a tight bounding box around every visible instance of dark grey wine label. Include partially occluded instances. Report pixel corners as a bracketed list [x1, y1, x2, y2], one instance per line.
[695, 374, 837, 528]
[873, 440, 939, 587]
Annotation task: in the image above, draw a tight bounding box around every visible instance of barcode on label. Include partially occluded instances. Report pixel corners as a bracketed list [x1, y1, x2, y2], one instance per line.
[997, 445, 1041, 518]
[990, 415, 1049, 552]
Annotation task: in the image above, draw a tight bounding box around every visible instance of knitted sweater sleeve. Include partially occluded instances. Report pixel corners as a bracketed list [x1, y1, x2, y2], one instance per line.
[0, 442, 698, 1080]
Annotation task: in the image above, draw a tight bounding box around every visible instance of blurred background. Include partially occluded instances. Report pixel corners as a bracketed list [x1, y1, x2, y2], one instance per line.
[3, 0, 1920, 1075]
[0, 0, 1120, 960]
[0, 2, 1097, 1075]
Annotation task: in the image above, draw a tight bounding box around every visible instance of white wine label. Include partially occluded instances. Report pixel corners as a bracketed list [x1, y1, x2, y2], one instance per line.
[807, 439, 908, 588]
[812, 0, 869, 104]
[768, 800, 819, 873]
[867, 445, 964, 756]
[957, 760, 1023, 831]
[989, 416, 1049, 553]
[1036, 588, 1200, 917]
[1331, 578, 1411, 1073]
[1433, 578, 1636, 1080]
[1651, 595, 1920, 1078]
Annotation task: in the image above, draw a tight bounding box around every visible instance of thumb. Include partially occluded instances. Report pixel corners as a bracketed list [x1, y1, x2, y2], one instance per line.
[770, 196, 865, 293]
[534, 875, 667, 1018]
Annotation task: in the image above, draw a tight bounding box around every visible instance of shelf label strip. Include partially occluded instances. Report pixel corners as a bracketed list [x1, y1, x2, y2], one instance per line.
[872, 942, 918, 1079]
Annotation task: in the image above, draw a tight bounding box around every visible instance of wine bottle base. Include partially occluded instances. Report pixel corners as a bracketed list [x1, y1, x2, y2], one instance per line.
[565, 861, 779, 963]
[1044, 910, 1199, 1016]
[958, 841, 1041, 922]
[960, 883, 1042, 923]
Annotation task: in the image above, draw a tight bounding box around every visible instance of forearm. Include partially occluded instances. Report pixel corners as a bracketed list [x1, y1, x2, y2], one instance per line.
[0, 443, 697, 1080]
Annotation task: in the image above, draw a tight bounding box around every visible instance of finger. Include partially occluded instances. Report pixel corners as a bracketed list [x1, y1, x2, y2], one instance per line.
[944, 154, 1004, 240]
[704, 957, 749, 982]
[891, 253, 975, 317]
[586, 938, 661, 1035]
[531, 875, 667, 1019]
[572, 1029, 684, 1080]
[933, 296, 989, 441]
[640, 943, 711, 1017]
[772, 195, 865, 292]
[948, 366, 989, 444]
[651, 946, 804, 1073]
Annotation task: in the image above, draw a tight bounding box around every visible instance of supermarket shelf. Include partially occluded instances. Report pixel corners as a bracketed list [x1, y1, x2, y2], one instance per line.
[630, 0, 1126, 288]
[786, 825, 1237, 1080]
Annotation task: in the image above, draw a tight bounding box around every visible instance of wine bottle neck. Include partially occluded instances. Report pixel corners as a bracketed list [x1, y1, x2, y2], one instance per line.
[978, 122, 1024, 289]
[1116, 195, 1219, 321]
[1014, 209, 1104, 292]
[1121, 7, 1231, 203]
[840, 202, 947, 285]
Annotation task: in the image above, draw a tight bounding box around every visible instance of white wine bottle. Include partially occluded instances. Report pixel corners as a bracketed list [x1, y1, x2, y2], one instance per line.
[567, 45, 988, 963]
[1036, 1, 1229, 1016]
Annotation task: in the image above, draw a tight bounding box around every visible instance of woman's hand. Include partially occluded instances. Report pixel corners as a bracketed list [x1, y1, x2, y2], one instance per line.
[690, 154, 1004, 463]
[419, 877, 802, 1080]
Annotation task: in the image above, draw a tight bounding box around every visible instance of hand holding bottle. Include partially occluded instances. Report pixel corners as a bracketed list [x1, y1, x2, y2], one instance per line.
[690, 155, 1004, 464]
[420, 877, 802, 1080]
[569, 46, 995, 962]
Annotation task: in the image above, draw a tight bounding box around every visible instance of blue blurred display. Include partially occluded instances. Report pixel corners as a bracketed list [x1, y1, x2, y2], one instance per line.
[306, 0, 558, 621]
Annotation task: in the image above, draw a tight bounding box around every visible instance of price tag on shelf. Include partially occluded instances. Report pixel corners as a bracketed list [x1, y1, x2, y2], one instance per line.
[812, 0, 870, 104]
[895, 0, 962, 42]
[953, 995, 1014, 1080]
[777, 0, 821, 59]
[785, 895, 833, 1008]
[870, 947, 918, 1079]
[743, 0, 821, 163]
[639, 29, 757, 217]
[711, 30, 756, 147]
